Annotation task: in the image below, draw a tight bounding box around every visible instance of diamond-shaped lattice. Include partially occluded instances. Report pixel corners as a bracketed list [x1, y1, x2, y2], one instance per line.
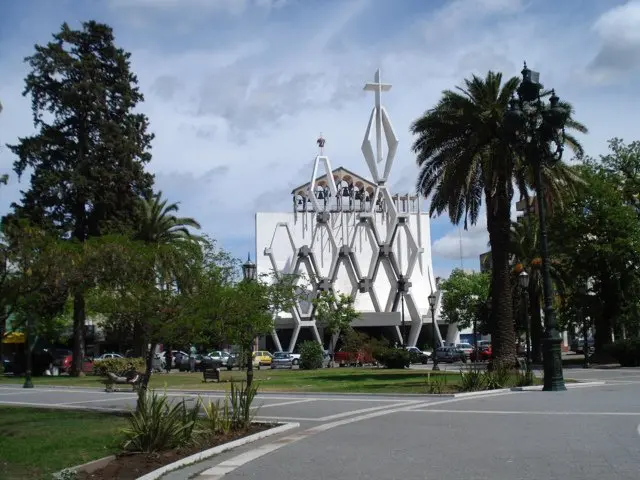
[308, 155, 337, 212]
[310, 214, 338, 278]
[388, 221, 420, 279]
[264, 222, 298, 277]
[291, 246, 319, 318]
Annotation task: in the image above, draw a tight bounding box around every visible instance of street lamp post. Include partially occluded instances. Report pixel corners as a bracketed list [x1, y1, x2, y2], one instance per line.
[401, 292, 406, 348]
[470, 295, 479, 365]
[242, 253, 257, 387]
[428, 292, 439, 371]
[505, 63, 567, 392]
[519, 271, 531, 373]
[578, 285, 590, 369]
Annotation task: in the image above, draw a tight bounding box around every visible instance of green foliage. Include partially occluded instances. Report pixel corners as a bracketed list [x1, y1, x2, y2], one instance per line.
[439, 269, 490, 330]
[484, 365, 511, 390]
[424, 373, 446, 394]
[299, 341, 324, 370]
[605, 338, 640, 367]
[514, 367, 535, 387]
[122, 391, 200, 453]
[229, 381, 259, 429]
[93, 357, 145, 377]
[201, 396, 233, 435]
[458, 368, 486, 392]
[375, 348, 410, 369]
[313, 290, 360, 354]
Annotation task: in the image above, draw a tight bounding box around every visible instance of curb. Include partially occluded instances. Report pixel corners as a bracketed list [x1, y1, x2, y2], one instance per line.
[511, 381, 606, 392]
[55, 455, 116, 476]
[136, 422, 300, 480]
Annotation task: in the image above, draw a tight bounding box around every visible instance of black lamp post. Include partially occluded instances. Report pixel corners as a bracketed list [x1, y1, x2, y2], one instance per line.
[518, 271, 531, 373]
[401, 292, 406, 348]
[504, 62, 567, 392]
[23, 318, 34, 389]
[578, 285, 590, 369]
[241, 253, 257, 387]
[470, 294, 479, 365]
[428, 292, 439, 371]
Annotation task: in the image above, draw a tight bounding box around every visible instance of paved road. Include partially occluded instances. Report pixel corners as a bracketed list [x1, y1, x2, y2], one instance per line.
[2, 368, 639, 479]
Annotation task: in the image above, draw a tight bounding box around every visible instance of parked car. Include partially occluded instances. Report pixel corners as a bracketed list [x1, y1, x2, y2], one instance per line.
[570, 338, 595, 354]
[455, 343, 473, 356]
[55, 353, 94, 374]
[405, 346, 430, 364]
[286, 352, 301, 366]
[253, 351, 273, 368]
[177, 353, 206, 372]
[434, 346, 467, 363]
[94, 353, 123, 360]
[334, 349, 375, 367]
[470, 345, 492, 362]
[208, 351, 230, 366]
[271, 352, 294, 369]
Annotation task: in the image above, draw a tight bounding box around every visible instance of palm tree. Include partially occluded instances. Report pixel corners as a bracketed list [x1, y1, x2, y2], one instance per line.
[411, 71, 586, 366]
[509, 217, 567, 362]
[135, 191, 202, 245]
[132, 191, 202, 356]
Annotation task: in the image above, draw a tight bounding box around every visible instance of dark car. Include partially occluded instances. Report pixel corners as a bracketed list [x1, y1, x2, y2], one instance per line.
[178, 354, 205, 372]
[571, 338, 594, 354]
[435, 346, 467, 363]
[405, 347, 430, 364]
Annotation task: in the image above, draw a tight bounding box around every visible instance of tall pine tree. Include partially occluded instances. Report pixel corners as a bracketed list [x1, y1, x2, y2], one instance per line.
[6, 21, 154, 375]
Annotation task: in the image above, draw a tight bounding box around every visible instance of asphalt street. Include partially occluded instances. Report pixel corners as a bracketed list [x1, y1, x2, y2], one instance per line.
[2, 367, 639, 479]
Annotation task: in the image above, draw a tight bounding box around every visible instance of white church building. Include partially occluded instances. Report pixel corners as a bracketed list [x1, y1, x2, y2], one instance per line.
[255, 70, 462, 353]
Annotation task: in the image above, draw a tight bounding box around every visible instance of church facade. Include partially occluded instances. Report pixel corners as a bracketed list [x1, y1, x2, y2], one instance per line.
[255, 70, 447, 353]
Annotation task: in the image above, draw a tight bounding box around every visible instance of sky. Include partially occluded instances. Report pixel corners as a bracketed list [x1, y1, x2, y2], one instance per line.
[1, 0, 640, 280]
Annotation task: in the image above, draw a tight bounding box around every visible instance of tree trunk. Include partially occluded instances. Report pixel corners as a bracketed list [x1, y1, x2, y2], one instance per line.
[246, 345, 254, 389]
[486, 189, 517, 368]
[530, 291, 543, 363]
[137, 342, 157, 411]
[132, 319, 145, 357]
[71, 290, 86, 377]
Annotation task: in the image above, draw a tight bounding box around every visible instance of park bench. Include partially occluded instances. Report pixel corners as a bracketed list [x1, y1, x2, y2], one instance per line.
[105, 370, 144, 392]
[202, 366, 221, 383]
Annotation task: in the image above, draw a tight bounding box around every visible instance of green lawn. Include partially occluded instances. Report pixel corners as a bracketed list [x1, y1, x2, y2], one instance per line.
[0, 367, 541, 394]
[0, 407, 126, 480]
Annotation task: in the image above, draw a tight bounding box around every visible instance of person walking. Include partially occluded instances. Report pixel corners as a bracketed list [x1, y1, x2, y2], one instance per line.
[189, 345, 197, 373]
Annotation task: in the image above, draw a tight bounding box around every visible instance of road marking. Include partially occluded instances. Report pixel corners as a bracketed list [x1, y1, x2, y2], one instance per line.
[197, 392, 516, 479]
[254, 398, 316, 409]
[61, 396, 138, 406]
[0, 391, 43, 396]
[0, 400, 122, 411]
[316, 400, 422, 421]
[254, 416, 322, 422]
[406, 408, 640, 416]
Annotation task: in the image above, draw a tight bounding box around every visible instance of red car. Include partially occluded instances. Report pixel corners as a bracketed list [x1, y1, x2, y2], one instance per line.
[334, 349, 375, 367]
[57, 354, 94, 374]
[470, 345, 492, 362]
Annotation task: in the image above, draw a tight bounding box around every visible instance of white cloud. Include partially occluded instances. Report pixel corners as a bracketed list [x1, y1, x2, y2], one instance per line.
[1, 0, 638, 280]
[588, 0, 640, 82]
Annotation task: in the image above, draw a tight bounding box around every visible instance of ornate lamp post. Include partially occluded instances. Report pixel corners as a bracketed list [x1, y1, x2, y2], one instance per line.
[470, 294, 479, 365]
[428, 292, 439, 371]
[505, 63, 567, 391]
[518, 271, 531, 373]
[241, 253, 257, 386]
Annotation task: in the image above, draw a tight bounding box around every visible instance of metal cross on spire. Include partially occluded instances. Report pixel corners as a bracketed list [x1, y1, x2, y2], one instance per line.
[364, 69, 392, 164]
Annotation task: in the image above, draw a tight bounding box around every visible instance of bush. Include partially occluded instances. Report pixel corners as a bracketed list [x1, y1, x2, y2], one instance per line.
[93, 357, 145, 377]
[605, 338, 640, 367]
[459, 368, 486, 392]
[201, 380, 259, 435]
[299, 341, 324, 370]
[122, 391, 200, 452]
[375, 347, 410, 369]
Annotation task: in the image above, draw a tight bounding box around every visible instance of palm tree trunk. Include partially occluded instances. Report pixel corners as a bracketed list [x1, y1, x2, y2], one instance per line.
[529, 290, 543, 363]
[486, 190, 517, 368]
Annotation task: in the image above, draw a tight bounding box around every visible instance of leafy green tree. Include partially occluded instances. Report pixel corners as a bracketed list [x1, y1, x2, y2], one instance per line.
[313, 290, 360, 363]
[598, 138, 640, 214]
[439, 269, 490, 332]
[549, 160, 640, 353]
[411, 71, 586, 366]
[6, 21, 154, 375]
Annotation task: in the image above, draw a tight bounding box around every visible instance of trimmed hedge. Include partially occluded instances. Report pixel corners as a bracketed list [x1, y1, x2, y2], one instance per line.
[605, 338, 640, 367]
[93, 357, 145, 377]
[374, 348, 410, 369]
[299, 341, 324, 370]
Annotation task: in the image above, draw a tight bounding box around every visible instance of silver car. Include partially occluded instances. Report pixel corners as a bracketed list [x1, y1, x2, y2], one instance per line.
[271, 352, 294, 369]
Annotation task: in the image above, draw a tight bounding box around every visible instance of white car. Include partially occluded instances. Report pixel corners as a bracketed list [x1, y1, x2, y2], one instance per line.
[208, 350, 231, 366]
[286, 352, 301, 366]
[94, 353, 123, 360]
[455, 343, 473, 356]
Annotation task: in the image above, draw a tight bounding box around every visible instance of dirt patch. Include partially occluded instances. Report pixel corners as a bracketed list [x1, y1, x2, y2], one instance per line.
[78, 424, 272, 480]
